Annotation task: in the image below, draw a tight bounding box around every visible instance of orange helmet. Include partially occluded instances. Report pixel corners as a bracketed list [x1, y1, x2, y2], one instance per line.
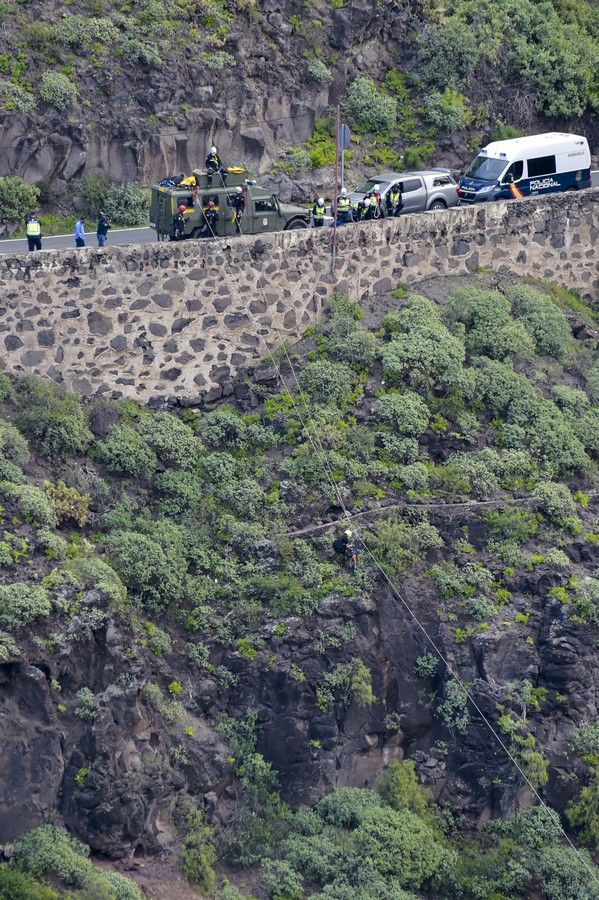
[178, 203, 186, 212]
[207, 200, 215, 208]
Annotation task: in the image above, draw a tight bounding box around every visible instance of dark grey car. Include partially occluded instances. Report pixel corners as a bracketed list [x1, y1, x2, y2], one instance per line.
[349, 169, 460, 214]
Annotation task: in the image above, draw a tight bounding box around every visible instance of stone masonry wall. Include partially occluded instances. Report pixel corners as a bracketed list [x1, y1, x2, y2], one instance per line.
[0, 189, 597, 405]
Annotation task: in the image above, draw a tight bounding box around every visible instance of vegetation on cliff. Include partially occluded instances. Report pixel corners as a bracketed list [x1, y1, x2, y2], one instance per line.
[0, 274, 598, 896]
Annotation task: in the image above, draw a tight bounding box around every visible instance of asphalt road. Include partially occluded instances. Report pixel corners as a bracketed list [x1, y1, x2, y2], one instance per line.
[0, 172, 597, 255]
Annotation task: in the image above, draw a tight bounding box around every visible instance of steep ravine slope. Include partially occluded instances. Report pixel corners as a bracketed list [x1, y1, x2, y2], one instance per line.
[0, 274, 598, 897]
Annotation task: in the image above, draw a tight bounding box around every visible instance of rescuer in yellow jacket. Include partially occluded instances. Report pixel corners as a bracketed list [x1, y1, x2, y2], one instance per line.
[26, 213, 42, 252]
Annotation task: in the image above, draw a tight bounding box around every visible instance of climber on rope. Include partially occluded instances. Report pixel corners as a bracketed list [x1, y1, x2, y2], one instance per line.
[333, 528, 360, 571]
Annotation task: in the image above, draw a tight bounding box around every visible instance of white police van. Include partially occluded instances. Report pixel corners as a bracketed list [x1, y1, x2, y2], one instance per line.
[459, 133, 591, 203]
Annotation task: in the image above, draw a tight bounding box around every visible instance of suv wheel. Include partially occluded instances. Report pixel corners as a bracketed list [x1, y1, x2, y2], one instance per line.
[285, 219, 308, 230]
[429, 199, 447, 211]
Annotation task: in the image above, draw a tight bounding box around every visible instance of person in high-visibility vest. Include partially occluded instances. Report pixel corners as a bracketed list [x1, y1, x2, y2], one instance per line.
[336, 188, 351, 224]
[312, 197, 326, 228]
[26, 213, 42, 252]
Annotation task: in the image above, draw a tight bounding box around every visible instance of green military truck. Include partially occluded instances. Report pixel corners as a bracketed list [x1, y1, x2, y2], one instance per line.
[150, 169, 310, 240]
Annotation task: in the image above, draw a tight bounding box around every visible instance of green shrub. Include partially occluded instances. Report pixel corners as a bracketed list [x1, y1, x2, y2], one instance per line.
[276, 146, 311, 176]
[201, 50, 236, 70]
[491, 123, 523, 141]
[438, 679, 470, 733]
[55, 15, 120, 46]
[137, 411, 201, 468]
[299, 359, 355, 406]
[96, 424, 157, 478]
[200, 406, 247, 448]
[367, 516, 443, 577]
[104, 182, 149, 227]
[105, 530, 187, 612]
[63, 557, 128, 606]
[550, 385, 590, 415]
[373, 391, 430, 438]
[316, 659, 375, 711]
[0, 865, 58, 899]
[181, 811, 216, 893]
[12, 825, 140, 898]
[316, 787, 383, 828]
[484, 506, 539, 542]
[0, 82, 36, 114]
[379, 761, 431, 820]
[306, 119, 336, 169]
[424, 87, 472, 132]
[349, 805, 452, 888]
[39, 72, 77, 110]
[573, 577, 599, 625]
[155, 469, 203, 515]
[507, 283, 573, 359]
[261, 859, 304, 899]
[416, 20, 480, 89]
[381, 297, 465, 395]
[445, 287, 533, 359]
[569, 722, 599, 760]
[325, 299, 378, 368]
[0, 482, 57, 527]
[413, 652, 438, 679]
[567, 767, 599, 850]
[342, 76, 397, 134]
[306, 57, 333, 85]
[533, 481, 580, 530]
[15, 379, 92, 458]
[43, 480, 90, 525]
[0, 176, 39, 225]
[0, 418, 29, 483]
[74, 686, 98, 720]
[77, 174, 111, 216]
[0, 630, 20, 661]
[280, 832, 339, 885]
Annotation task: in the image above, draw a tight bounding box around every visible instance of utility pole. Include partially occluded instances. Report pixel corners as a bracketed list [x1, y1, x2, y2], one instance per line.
[332, 103, 340, 274]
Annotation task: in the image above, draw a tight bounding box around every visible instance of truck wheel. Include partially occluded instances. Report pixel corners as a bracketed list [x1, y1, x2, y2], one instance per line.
[429, 200, 447, 211]
[285, 219, 308, 230]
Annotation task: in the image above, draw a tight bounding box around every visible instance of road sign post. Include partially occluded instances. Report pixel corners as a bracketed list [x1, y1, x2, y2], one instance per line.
[339, 123, 351, 191]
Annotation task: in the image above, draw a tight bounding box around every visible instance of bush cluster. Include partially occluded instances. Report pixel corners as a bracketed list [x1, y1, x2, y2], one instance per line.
[12, 825, 140, 898]
[39, 72, 77, 110]
[342, 76, 397, 134]
[382, 297, 465, 395]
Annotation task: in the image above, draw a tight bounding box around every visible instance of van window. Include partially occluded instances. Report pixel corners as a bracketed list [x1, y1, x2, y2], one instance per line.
[527, 155, 556, 178]
[202, 194, 219, 207]
[464, 155, 505, 181]
[255, 198, 276, 212]
[502, 161, 524, 183]
[401, 178, 422, 193]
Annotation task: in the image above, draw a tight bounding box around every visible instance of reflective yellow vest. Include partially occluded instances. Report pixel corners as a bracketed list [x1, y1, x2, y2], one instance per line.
[26, 219, 41, 237]
[337, 196, 350, 211]
[314, 204, 325, 217]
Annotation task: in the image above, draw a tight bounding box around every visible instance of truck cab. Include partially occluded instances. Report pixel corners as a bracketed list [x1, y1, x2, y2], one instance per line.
[150, 170, 310, 240]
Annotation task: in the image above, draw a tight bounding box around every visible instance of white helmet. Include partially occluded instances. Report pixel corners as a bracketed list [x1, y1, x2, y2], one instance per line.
[373, 184, 380, 191]
[236, 186, 243, 193]
[210, 146, 217, 154]
[340, 187, 347, 195]
[318, 197, 324, 205]
[344, 529, 353, 537]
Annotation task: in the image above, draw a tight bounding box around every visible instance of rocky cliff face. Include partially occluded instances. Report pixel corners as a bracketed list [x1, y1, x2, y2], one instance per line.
[1, 274, 598, 882]
[1, 0, 597, 193]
